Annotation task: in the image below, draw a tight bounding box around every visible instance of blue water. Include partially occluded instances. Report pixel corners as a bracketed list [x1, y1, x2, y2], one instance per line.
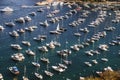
[0, 0, 120, 80]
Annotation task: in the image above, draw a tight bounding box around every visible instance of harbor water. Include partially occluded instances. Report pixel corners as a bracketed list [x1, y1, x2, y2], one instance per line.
[0, 0, 120, 80]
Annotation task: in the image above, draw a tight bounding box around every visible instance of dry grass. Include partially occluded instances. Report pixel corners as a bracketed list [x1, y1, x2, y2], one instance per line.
[84, 70, 120, 80]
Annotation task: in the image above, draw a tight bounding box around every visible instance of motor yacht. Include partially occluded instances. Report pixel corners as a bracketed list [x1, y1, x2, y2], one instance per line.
[25, 49, 35, 56]
[22, 41, 31, 46]
[46, 41, 55, 49]
[10, 44, 22, 50]
[98, 44, 109, 51]
[9, 31, 19, 37]
[11, 53, 25, 61]
[9, 66, 20, 75]
[15, 17, 25, 23]
[38, 46, 48, 52]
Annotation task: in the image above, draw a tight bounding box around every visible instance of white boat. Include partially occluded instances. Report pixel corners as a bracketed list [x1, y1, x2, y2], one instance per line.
[5, 22, 15, 27]
[15, 17, 25, 23]
[9, 31, 19, 37]
[49, 30, 61, 34]
[34, 72, 43, 79]
[40, 57, 50, 63]
[104, 26, 116, 31]
[84, 62, 92, 67]
[62, 59, 72, 65]
[85, 51, 93, 56]
[46, 41, 55, 49]
[104, 66, 113, 71]
[33, 35, 47, 41]
[23, 66, 29, 80]
[79, 76, 85, 80]
[1, 7, 13, 12]
[74, 32, 81, 37]
[23, 76, 29, 80]
[52, 41, 61, 47]
[40, 20, 49, 27]
[37, 8, 44, 12]
[25, 27, 34, 32]
[22, 41, 31, 46]
[52, 66, 65, 72]
[49, 24, 62, 34]
[24, 16, 32, 22]
[25, 49, 35, 56]
[0, 73, 3, 80]
[101, 58, 108, 62]
[58, 63, 67, 69]
[57, 49, 71, 57]
[98, 44, 109, 51]
[80, 27, 89, 33]
[44, 70, 53, 77]
[32, 62, 40, 67]
[0, 25, 5, 30]
[10, 44, 22, 50]
[17, 29, 25, 33]
[29, 12, 36, 16]
[38, 46, 48, 52]
[91, 60, 98, 64]
[9, 66, 20, 75]
[70, 45, 79, 51]
[11, 53, 25, 61]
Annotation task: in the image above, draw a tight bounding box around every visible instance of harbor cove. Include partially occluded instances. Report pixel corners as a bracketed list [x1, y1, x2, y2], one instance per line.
[0, 0, 120, 80]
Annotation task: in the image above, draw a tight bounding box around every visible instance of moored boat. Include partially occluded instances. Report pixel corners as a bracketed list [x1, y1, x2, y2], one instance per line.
[0, 73, 3, 80]
[22, 41, 31, 46]
[11, 53, 25, 61]
[52, 66, 65, 72]
[44, 70, 53, 77]
[34, 72, 43, 79]
[10, 44, 22, 50]
[32, 62, 40, 67]
[9, 66, 20, 75]
[1, 7, 13, 12]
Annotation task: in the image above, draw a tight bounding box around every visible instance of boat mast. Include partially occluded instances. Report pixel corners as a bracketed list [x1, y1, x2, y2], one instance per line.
[24, 65, 26, 77]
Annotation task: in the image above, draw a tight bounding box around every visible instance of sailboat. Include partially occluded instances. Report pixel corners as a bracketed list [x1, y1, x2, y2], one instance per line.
[34, 68, 43, 79]
[63, 41, 72, 65]
[58, 54, 67, 69]
[32, 55, 40, 67]
[22, 66, 29, 80]
[49, 23, 61, 34]
[40, 20, 49, 27]
[44, 62, 53, 77]
[34, 72, 43, 79]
